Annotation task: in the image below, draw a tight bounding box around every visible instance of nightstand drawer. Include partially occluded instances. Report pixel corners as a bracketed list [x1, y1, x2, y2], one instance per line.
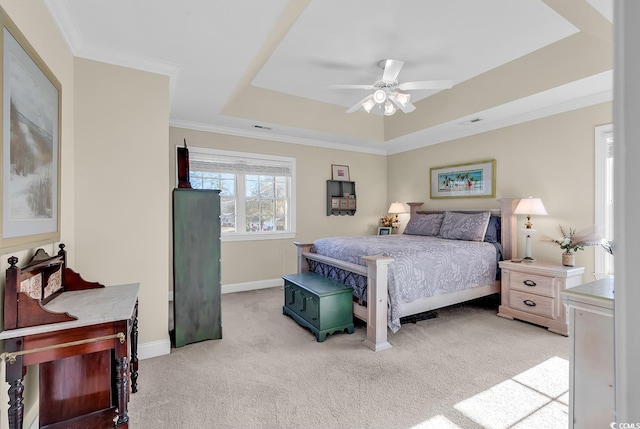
[509, 271, 554, 297]
[509, 290, 555, 319]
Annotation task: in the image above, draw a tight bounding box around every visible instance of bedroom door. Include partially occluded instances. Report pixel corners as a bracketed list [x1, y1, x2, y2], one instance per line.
[172, 188, 222, 347]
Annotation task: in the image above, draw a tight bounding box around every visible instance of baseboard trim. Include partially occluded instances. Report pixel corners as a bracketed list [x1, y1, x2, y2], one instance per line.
[222, 278, 283, 294]
[168, 278, 284, 302]
[139, 338, 171, 360]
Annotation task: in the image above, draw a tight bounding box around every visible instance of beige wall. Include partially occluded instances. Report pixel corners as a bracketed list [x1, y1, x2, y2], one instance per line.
[170, 127, 388, 286]
[388, 102, 613, 281]
[0, 0, 76, 426]
[75, 59, 170, 347]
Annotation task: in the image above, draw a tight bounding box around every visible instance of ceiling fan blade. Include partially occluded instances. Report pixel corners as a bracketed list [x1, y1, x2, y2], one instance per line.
[382, 59, 404, 83]
[397, 100, 416, 113]
[398, 80, 453, 91]
[327, 84, 374, 90]
[389, 95, 416, 113]
[346, 94, 373, 113]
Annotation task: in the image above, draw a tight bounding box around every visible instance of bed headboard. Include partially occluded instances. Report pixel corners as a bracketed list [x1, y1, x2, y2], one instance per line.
[406, 199, 519, 261]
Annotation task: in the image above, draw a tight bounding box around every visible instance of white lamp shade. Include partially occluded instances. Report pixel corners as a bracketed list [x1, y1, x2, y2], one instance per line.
[514, 197, 548, 216]
[362, 98, 376, 113]
[395, 92, 410, 106]
[384, 100, 396, 116]
[388, 201, 406, 214]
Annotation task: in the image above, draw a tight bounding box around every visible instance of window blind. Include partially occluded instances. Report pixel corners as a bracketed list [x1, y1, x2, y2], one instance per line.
[190, 152, 292, 176]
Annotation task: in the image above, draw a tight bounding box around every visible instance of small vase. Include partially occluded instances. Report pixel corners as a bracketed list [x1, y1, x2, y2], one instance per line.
[562, 252, 575, 267]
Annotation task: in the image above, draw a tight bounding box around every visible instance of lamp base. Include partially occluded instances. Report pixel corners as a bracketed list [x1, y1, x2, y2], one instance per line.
[522, 234, 536, 263]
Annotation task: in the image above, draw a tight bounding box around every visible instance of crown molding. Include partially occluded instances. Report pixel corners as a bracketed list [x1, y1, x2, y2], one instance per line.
[169, 120, 387, 155]
[44, 0, 84, 54]
[45, 0, 181, 103]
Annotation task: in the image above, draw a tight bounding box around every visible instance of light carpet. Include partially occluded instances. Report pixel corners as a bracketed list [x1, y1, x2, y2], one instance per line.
[129, 287, 569, 429]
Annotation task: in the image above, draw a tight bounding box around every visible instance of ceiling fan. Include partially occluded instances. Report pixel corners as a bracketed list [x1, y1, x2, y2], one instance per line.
[328, 59, 453, 115]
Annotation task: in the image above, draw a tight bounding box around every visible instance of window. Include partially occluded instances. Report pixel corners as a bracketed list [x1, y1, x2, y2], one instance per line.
[188, 147, 296, 241]
[594, 124, 613, 276]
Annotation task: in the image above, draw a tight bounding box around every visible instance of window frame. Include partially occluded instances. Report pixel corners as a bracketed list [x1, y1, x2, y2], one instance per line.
[184, 146, 296, 242]
[594, 123, 613, 275]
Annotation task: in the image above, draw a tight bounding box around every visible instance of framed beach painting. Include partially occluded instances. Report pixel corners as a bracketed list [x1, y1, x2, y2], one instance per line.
[0, 8, 61, 251]
[430, 160, 496, 199]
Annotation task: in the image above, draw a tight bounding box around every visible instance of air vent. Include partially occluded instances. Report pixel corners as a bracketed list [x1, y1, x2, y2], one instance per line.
[459, 118, 482, 125]
[253, 124, 272, 130]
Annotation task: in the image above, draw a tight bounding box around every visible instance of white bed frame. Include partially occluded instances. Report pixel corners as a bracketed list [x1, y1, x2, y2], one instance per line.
[294, 198, 519, 352]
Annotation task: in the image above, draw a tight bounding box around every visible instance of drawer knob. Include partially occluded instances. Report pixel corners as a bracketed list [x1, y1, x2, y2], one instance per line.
[523, 280, 537, 287]
[523, 299, 537, 307]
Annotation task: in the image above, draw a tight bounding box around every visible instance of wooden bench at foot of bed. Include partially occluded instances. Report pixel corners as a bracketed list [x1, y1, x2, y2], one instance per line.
[282, 273, 354, 342]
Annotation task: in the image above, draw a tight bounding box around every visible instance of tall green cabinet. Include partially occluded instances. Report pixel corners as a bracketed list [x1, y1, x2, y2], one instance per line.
[172, 188, 222, 348]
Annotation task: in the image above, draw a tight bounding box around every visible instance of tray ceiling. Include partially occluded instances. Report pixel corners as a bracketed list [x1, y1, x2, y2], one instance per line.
[45, 0, 613, 154]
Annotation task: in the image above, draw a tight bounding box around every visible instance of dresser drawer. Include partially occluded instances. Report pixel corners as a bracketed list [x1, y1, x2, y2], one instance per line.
[509, 290, 555, 319]
[509, 271, 555, 297]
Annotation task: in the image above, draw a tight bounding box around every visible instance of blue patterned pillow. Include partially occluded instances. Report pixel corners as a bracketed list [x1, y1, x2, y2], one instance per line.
[484, 216, 501, 243]
[439, 211, 491, 242]
[403, 213, 444, 236]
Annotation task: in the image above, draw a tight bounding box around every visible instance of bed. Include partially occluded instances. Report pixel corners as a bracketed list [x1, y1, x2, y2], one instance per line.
[294, 198, 519, 351]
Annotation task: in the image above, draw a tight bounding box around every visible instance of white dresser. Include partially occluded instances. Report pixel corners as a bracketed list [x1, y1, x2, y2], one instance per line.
[561, 278, 615, 428]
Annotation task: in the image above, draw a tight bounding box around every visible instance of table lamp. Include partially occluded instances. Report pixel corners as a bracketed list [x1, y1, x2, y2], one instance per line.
[388, 201, 406, 228]
[514, 197, 548, 262]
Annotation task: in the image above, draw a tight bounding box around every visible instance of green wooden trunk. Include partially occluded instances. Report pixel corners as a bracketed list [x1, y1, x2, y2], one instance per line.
[172, 188, 221, 348]
[282, 273, 354, 342]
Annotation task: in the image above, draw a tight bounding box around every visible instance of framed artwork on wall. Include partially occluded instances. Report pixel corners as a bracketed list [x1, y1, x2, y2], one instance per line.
[331, 164, 350, 181]
[0, 8, 61, 251]
[430, 160, 496, 199]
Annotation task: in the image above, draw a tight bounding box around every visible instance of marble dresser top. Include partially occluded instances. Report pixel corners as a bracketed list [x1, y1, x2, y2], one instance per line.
[0, 283, 139, 340]
[561, 277, 614, 309]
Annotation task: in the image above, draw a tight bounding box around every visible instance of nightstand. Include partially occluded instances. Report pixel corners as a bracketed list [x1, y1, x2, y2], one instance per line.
[497, 260, 584, 335]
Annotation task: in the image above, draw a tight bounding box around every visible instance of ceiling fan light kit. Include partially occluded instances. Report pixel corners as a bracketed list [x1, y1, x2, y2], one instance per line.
[395, 92, 410, 107]
[362, 98, 376, 113]
[373, 89, 387, 104]
[384, 100, 396, 116]
[328, 59, 452, 116]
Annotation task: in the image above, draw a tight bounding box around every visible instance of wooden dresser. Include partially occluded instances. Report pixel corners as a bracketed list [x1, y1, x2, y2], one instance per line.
[0, 245, 139, 429]
[498, 260, 584, 335]
[172, 188, 222, 348]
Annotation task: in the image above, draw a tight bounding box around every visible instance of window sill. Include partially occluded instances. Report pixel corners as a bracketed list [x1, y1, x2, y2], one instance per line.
[221, 232, 296, 242]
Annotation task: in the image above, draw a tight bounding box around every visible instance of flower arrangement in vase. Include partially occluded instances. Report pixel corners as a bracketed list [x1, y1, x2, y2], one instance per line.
[380, 215, 394, 228]
[543, 225, 604, 266]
